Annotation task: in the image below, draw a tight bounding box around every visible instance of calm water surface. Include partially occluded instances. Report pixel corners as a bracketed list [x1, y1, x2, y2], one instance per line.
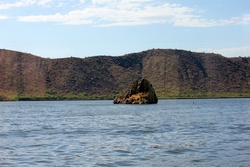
[0, 99, 249, 166]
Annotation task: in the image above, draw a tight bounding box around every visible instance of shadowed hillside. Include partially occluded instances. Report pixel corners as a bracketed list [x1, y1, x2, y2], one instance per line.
[0, 49, 249, 100]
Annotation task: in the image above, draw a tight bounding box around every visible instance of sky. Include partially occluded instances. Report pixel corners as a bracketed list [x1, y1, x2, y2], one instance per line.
[0, 0, 250, 58]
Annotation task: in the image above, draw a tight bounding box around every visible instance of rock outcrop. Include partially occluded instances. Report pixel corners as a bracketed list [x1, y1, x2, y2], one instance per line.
[113, 78, 158, 104]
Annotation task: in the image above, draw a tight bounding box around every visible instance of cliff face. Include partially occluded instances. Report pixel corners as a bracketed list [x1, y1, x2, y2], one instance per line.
[0, 49, 250, 100]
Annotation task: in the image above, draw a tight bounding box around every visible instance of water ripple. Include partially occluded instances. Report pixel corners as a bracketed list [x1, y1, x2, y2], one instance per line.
[0, 99, 249, 166]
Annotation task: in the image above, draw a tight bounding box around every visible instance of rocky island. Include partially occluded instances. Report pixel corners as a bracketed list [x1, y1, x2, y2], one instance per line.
[113, 78, 158, 104]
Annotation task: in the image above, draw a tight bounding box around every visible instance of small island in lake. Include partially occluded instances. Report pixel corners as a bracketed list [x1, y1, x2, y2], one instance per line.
[113, 78, 158, 104]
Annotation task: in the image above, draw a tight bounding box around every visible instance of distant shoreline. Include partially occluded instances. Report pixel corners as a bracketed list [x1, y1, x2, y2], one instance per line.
[1, 93, 250, 102]
[1, 49, 250, 101]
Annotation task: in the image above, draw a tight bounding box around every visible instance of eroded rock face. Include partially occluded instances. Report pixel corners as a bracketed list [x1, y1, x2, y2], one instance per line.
[113, 78, 158, 104]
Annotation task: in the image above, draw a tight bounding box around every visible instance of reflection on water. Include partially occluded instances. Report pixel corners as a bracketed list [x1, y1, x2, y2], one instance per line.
[0, 99, 250, 166]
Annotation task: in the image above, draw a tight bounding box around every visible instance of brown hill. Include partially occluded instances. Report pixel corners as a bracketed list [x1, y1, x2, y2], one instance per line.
[0, 49, 250, 100]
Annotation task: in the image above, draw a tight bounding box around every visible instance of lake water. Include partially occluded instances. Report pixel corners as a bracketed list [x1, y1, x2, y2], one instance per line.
[0, 99, 249, 167]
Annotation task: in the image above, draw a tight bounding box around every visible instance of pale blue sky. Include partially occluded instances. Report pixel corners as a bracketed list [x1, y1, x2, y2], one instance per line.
[0, 0, 250, 58]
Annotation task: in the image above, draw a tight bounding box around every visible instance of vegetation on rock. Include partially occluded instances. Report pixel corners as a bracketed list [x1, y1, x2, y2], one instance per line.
[113, 78, 158, 104]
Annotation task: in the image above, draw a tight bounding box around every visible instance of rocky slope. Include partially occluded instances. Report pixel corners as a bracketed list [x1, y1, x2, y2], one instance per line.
[0, 49, 249, 100]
